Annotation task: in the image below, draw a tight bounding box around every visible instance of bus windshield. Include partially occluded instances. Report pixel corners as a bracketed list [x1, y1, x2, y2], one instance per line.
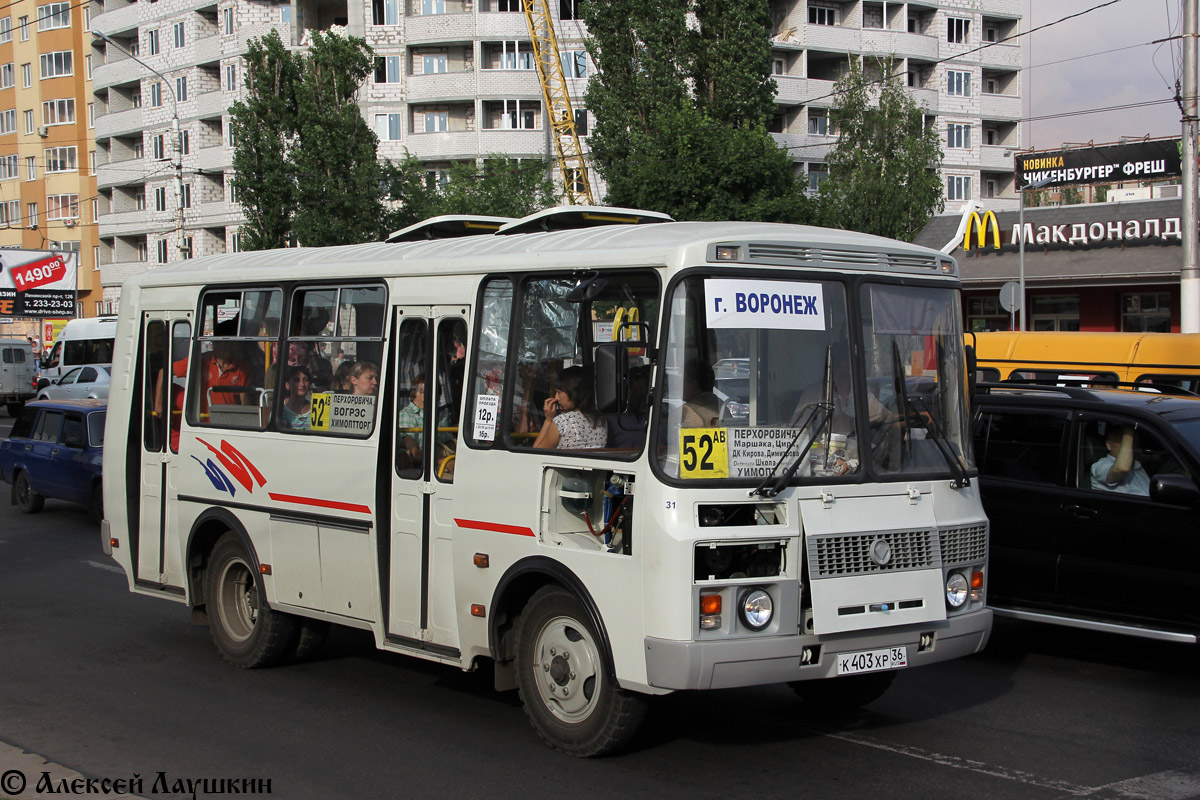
[657, 275, 973, 484]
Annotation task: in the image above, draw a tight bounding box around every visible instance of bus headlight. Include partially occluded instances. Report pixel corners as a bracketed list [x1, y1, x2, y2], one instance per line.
[739, 589, 773, 631]
[945, 572, 969, 608]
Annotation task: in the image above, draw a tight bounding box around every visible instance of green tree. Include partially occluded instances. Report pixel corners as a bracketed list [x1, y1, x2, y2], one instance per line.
[229, 30, 299, 251]
[583, 0, 811, 222]
[1094, 184, 1111, 203]
[436, 156, 559, 217]
[1059, 186, 1083, 205]
[816, 57, 944, 241]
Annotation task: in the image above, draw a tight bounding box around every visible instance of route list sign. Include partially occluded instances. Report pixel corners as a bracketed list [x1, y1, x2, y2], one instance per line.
[0, 249, 77, 318]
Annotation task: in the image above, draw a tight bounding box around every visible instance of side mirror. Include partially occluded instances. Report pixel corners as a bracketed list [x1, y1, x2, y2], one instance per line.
[594, 344, 627, 414]
[1150, 473, 1200, 506]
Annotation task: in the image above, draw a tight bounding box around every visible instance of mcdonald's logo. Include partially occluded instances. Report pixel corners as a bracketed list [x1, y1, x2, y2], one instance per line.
[963, 210, 1002, 250]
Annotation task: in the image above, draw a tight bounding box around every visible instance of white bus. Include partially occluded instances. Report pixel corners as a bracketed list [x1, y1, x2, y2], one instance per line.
[102, 207, 991, 755]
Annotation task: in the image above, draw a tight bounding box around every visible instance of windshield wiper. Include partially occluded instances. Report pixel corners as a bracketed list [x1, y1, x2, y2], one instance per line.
[749, 402, 831, 498]
[903, 393, 970, 488]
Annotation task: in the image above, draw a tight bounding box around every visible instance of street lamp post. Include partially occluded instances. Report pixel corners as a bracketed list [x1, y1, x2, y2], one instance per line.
[90, 30, 184, 259]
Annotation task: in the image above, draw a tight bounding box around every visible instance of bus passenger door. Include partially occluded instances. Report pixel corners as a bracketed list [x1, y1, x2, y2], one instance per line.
[136, 315, 192, 589]
[387, 308, 469, 649]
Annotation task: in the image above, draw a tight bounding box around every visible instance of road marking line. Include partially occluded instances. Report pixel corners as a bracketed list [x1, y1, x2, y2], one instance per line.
[84, 559, 124, 575]
[1078, 769, 1200, 800]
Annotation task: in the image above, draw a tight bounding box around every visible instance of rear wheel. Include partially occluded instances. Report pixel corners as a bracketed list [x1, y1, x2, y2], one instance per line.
[514, 586, 647, 756]
[789, 670, 897, 711]
[206, 533, 298, 668]
[14, 472, 44, 514]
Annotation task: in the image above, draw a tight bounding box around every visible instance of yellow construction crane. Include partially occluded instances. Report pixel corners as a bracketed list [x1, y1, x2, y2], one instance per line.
[522, 0, 596, 205]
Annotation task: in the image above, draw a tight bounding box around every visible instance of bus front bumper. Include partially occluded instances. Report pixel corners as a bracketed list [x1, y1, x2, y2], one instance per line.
[642, 609, 991, 691]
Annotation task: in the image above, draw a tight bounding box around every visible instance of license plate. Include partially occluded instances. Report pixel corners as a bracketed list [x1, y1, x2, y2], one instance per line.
[836, 646, 908, 675]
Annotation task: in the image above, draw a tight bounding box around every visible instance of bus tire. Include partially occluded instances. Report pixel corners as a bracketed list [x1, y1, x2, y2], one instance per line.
[14, 472, 44, 514]
[788, 670, 896, 711]
[514, 586, 646, 757]
[207, 533, 298, 669]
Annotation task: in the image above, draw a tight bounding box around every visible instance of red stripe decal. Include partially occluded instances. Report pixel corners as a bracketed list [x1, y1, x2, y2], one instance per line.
[268, 492, 372, 515]
[454, 518, 536, 537]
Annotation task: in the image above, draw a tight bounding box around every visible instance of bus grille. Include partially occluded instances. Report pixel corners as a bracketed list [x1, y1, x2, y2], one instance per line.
[938, 524, 989, 565]
[809, 529, 936, 578]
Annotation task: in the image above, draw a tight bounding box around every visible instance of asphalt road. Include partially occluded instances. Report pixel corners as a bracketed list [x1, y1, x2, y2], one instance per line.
[1, 404, 1199, 799]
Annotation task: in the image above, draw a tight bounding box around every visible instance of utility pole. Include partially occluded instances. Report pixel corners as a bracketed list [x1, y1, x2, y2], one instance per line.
[1182, 0, 1199, 332]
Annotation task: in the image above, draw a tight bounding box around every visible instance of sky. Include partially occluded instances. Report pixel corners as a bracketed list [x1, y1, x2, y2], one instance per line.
[1025, 0, 1184, 151]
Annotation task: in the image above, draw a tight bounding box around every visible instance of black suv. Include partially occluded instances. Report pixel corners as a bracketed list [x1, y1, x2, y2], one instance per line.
[972, 384, 1200, 644]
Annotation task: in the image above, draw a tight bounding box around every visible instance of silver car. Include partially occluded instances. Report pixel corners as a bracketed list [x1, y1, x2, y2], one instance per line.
[36, 365, 111, 401]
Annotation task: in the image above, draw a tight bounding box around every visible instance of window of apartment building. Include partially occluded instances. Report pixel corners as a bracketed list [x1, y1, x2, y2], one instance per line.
[157, 239, 168, 264]
[0, 18, 11, 42]
[984, 179, 997, 199]
[422, 0, 445, 13]
[561, 50, 586, 78]
[0, 155, 18, 180]
[181, 236, 193, 259]
[86, 55, 93, 80]
[226, 64, 237, 91]
[222, 7, 234, 34]
[0, 64, 12, 89]
[560, 0, 580, 20]
[1122, 292, 1171, 332]
[424, 110, 449, 132]
[985, 127, 999, 146]
[230, 182, 239, 204]
[42, 98, 74, 126]
[497, 0, 523, 11]
[374, 56, 401, 84]
[486, 41, 534, 70]
[25, 156, 35, 180]
[17, 15, 27, 40]
[154, 186, 167, 211]
[39, 51, 73, 79]
[26, 202, 37, 227]
[0, 109, 14, 135]
[46, 194, 78, 220]
[152, 134, 166, 160]
[985, 77, 999, 95]
[176, 76, 188, 102]
[372, 0, 400, 24]
[374, 113, 402, 141]
[44, 146, 76, 173]
[181, 183, 191, 209]
[574, 108, 588, 135]
[809, 5, 837, 25]
[422, 54, 448, 74]
[773, 58, 786, 76]
[947, 17, 970, 44]
[88, 102, 94, 128]
[148, 29, 160, 55]
[0, 199, 19, 224]
[947, 70, 970, 97]
[807, 164, 827, 193]
[90, 198, 97, 222]
[151, 82, 163, 108]
[946, 174, 971, 201]
[947, 122, 971, 149]
[808, 108, 829, 136]
[21, 63, 31, 88]
[137, 241, 149, 262]
[425, 168, 449, 189]
[23, 110, 32, 134]
[985, 26, 998, 43]
[173, 21, 185, 48]
[280, 6, 292, 24]
[37, 2, 70, 30]
[134, 141, 144, 159]
[228, 126, 237, 147]
[135, 190, 146, 210]
[179, 130, 190, 156]
[486, 99, 539, 130]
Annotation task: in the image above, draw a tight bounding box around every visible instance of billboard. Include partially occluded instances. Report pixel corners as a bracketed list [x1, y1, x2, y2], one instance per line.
[1014, 138, 1182, 190]
[0, 249, 77, 318]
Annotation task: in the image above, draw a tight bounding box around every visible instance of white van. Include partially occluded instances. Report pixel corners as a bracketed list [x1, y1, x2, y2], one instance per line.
[0, 338, 36, 416]
[38, 317, 118, 386]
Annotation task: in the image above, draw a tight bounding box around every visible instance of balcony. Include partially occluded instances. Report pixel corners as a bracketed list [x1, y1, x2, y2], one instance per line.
[194, 145, 231, 174]
[92, 58, 145, 92]
[805, 24, 865, 53]
[477, 128, 547, 155]
[195, 89, 229, 121]
[860, 30, 938, 60]
[908, 87, 939, 113]
[90, 2, 141, 38]
[772, 75, 809, 106]
[978, 41, 1022, 70]
[980, 146, 1016, 171]
[405, 71, 480, 102]
[405, 13, 478, 43]
[475, 69, 541, 97]
[475, 13, 531, 40]
[194, 33, 223, 67]
[402, 130, 483, 160]
[96, 157, 148, 190]
[94, 107, 145, 140]
[980, 93, 1021, 121]
[98, 209, 160, 237]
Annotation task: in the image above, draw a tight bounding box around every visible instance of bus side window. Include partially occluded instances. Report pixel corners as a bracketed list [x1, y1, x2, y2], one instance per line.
[395, 317, 429, 479]
[434, 318, 467, 482]
[468, 278, 514, 448]
[143, 320, 167, 453]
[190, 289, 281, 430]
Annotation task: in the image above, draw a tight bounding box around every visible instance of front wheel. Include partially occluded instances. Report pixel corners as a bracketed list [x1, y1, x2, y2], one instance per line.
[789, 670, 897, 711]
[514, 586, 647, 756]
[14, 472, 44, 514]
[206, 533, 298, 668]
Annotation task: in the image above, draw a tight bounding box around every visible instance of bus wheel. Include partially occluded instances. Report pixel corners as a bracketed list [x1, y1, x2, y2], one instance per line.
[789, 670, 897, 711]
[514, 586, 647, 756]
[207, 533, 297, 669]
[14, 472, 44, 514]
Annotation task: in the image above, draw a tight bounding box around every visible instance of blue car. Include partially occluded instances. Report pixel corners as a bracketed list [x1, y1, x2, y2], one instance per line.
[1, 399, 106, 522]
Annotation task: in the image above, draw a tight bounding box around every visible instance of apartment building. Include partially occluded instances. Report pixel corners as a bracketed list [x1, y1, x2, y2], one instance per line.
[0, 0, 101, 338]
[88, 0, 1023, 311]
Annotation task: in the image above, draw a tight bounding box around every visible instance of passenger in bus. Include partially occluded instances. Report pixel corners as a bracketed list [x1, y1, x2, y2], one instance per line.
[398, 373, 429, 463]
[534, 366, 607, 449]
[1090, 425, 1150, 495]
[680, 360, 722, 429]
[347, 361, 380, 395]
[279, 365, 313, 431]
[285, 341, 334, 393]
[332, 360, 353, 392]
[200, 341, 251, 410]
